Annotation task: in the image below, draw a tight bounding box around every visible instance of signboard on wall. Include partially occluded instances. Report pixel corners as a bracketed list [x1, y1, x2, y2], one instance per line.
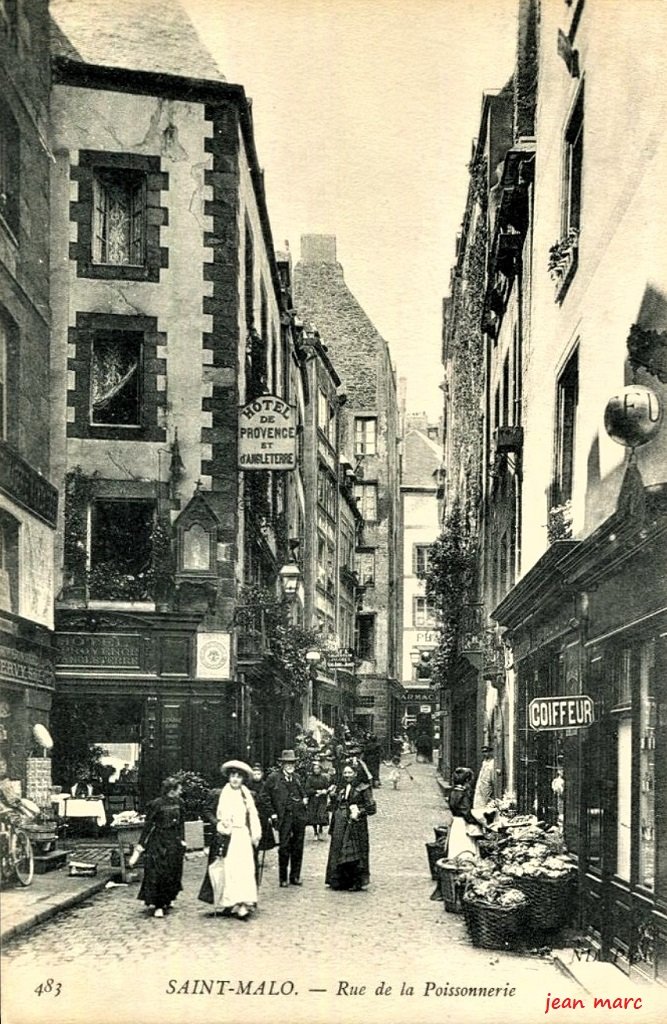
[528, 695, 595, 732]
[238, 395, 296, 470]
[196, 632, 231, 680]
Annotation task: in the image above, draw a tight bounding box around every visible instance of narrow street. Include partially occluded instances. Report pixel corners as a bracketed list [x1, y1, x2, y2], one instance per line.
[3, 765, 567, 1024]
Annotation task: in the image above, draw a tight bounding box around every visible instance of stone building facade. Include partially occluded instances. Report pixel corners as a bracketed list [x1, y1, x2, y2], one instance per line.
[0, 0, 58, 789]
[47, 0, 297, 795]
[294, 235, 401, 750]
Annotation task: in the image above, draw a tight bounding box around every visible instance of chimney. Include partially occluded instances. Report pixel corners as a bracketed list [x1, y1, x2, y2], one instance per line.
[300, 234, 337, 264]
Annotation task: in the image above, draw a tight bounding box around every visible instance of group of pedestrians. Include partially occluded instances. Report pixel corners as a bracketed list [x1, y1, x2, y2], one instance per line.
[133, 745, 377, 922]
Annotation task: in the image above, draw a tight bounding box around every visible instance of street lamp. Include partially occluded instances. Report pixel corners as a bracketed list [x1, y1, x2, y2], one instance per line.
[278, 561, 302, 598]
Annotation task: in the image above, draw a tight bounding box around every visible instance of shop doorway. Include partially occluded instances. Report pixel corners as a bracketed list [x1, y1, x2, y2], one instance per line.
[50, 698, 144, 815]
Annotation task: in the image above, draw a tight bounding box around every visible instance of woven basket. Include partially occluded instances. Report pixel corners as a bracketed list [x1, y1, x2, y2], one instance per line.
[426, 840, 447, 880]
[437, 852, 476, 913]
[462, 897, 526, 949]
[515, 872, 575, 931]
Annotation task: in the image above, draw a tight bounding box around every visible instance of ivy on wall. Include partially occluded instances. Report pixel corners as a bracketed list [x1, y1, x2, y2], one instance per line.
[235, 584, 321, 702]
[425, 501, 477, 686]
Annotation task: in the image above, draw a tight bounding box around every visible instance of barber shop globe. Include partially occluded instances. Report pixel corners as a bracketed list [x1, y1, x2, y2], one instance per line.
[603, 385, 662, 448]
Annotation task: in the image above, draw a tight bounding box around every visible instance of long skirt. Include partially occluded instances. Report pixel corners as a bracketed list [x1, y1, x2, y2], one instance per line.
[307, 793, 329, 827]
[198, 826, 257, 908]
[137, 829, 184, 909]
[446, 816, 479, 861]
[325, 809, 370, 890]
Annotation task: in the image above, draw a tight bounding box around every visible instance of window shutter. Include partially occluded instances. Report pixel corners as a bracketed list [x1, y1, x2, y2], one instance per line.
[131, 178, 146, 265]
[92, 175, 106, 263]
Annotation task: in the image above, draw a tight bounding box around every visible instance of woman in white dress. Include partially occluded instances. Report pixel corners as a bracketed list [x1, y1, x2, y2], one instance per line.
[198, 760, 261, 920]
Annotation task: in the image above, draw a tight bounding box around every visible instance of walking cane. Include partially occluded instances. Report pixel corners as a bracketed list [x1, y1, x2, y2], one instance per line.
[257, 845, 267, 887]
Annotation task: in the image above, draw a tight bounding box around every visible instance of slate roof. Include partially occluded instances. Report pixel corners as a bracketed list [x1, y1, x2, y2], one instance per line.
[401, 429, 442, 490]
[50, 0, 226, 82]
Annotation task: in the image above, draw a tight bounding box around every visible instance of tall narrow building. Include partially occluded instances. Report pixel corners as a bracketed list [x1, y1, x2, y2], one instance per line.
[294, 236, 401, 750]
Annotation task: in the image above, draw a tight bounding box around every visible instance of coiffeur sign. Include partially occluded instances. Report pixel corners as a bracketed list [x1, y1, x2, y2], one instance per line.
[528, 695, 595, 732]
[238, 395, 296, 470]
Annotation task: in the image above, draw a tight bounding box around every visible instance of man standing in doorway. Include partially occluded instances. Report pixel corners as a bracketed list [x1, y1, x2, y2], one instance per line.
[473, 744, 497, 821]
[265, 749, 308, 887]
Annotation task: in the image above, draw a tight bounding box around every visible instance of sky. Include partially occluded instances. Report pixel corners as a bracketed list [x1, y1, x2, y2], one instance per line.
[182, 0, 518, 417]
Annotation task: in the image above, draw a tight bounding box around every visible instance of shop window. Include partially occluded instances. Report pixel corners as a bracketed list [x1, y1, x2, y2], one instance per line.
[616, 716, 632, 883]
[354, 417, 377, 456]
[563, 87, 584, 237]
[0, 97, 19, 238]
[89, 499, 154, 601]
[554, 348, 578, 505]
[356, 614, 375, 662]
[354, 482, 378, 523]
[413, 544, 431, 578]
[91, 331, 142, 427]
[0, 510, 19, 613]
[638, 639, 656, 890]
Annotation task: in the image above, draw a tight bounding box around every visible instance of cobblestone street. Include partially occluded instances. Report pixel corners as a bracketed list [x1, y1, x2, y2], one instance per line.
[2, 765, 573, 1024]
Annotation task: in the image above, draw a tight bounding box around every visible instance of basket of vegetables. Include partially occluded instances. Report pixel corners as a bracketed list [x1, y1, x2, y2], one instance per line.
[462, 878, 528, 949]
[499, 833, 576, 930]
[436, 850, 476, 913]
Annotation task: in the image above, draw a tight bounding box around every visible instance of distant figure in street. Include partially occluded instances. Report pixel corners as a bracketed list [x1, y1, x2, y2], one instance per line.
[447, 767, 482, 861]
[264, 749, 308, 887]
[383, 754, 414, 790]
[134, 776, 186, 918]
[198, 760, 261, 920]
[363, 733, 382, 787]
[406, 723, 417, 754]
[472, 745, 497, 820]
[325, 761, 377, 891]
[391, 734, 404, 760]
[304, 757, 330, 840]
[415, 729, 433, 763]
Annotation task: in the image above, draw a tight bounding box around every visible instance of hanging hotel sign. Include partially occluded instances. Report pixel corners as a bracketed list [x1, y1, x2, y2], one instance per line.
[528, 695, 595, 732]
[238, 395, 296, 470]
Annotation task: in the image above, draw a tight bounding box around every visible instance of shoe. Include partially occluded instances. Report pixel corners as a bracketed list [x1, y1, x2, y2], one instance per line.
[236, 904, 249, 919]
[290, 879, 302, 886]
[280, 881, 289, 888]
[154, 908, 164, 918]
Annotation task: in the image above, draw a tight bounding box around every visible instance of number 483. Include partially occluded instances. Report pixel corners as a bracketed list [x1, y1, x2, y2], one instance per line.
[35, 979, 61, 997]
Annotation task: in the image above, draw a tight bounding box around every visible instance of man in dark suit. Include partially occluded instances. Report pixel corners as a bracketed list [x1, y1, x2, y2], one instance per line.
[265, 749, 308, 887]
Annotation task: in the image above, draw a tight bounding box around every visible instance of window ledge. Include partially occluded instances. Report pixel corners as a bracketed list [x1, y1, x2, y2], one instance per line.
[88, 600, 156, 612]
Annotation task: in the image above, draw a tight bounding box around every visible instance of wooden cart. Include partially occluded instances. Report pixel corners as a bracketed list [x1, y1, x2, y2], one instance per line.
[112, 823, 144, 882]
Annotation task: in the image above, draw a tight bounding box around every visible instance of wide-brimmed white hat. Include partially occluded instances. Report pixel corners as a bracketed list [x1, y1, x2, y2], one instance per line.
[221, 759, 253, 777]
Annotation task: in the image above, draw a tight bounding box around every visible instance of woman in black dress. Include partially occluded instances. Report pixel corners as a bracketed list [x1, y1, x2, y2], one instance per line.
[325, 762, 376, 891]
[135, 777, 186, 918]
[304, 757, 330, 840]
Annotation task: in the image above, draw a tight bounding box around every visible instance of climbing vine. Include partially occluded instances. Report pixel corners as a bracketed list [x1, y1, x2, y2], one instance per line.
[235, 584, 321, 701]
[425, 501, 478, 685]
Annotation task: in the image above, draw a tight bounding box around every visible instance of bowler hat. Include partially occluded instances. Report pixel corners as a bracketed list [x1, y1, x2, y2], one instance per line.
[279, 749, 297, 762]
[348, 743, 361, 755]
[221, 759, 253, 777]
[481, 745, 493, 754]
